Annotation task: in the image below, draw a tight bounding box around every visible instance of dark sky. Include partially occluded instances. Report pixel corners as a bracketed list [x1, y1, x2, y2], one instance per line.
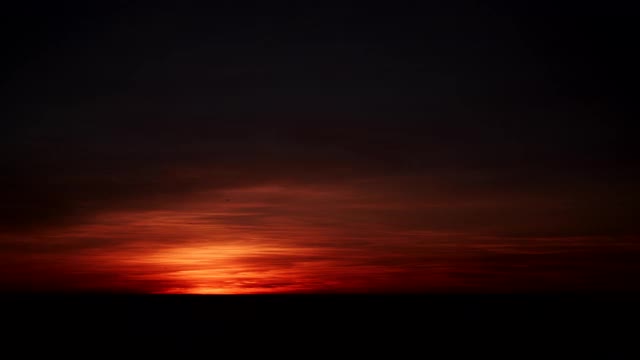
[1, 1, 638, 293]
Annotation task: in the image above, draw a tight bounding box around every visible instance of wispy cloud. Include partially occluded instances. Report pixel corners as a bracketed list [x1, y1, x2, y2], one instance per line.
[2, 179, 637, 293]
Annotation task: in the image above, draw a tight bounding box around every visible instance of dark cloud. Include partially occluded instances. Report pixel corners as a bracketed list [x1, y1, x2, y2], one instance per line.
[0, 1, 637, 292]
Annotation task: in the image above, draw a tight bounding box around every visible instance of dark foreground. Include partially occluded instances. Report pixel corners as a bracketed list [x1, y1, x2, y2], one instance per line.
[1, 294, 638, 356]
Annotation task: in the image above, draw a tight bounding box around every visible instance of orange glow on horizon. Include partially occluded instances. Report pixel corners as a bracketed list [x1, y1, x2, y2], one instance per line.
[125, 243, 336, 294]
[2, 181, 637, 294]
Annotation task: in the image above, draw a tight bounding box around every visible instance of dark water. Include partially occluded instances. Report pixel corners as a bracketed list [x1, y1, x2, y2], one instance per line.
[2, 294, 638, 356]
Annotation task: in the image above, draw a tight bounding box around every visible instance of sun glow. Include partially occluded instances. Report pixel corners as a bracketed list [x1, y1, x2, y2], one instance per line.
[125, 243, 328, 294]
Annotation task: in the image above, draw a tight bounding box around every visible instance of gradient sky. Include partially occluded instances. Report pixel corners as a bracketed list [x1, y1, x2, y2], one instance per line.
[1, 1, 637, 293]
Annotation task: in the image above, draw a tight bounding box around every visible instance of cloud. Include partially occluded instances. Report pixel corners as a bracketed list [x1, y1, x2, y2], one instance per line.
[1, 180, 638, 293]
[1, 1, 637, 293]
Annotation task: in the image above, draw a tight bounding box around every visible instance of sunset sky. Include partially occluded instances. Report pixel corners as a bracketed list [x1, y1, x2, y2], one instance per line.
[1, 1, 637, 294]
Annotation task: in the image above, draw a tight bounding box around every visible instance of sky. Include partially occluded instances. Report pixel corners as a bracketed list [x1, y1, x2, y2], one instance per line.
[1, 1, 637, 294]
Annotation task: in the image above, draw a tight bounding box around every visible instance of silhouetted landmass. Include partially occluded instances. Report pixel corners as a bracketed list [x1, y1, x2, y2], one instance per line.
[1, 293, 638, 356]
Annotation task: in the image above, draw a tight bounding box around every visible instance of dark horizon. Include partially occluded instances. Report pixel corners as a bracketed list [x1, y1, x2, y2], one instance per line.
[3, 293, 639, 355]
[1, 1, 638, 294]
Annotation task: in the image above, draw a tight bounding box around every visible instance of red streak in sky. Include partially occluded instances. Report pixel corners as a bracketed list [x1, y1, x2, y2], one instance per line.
[1, 181, 638, 293]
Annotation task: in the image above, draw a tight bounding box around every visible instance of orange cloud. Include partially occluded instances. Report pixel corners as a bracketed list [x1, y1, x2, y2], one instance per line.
[1, 180, 638, 293]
